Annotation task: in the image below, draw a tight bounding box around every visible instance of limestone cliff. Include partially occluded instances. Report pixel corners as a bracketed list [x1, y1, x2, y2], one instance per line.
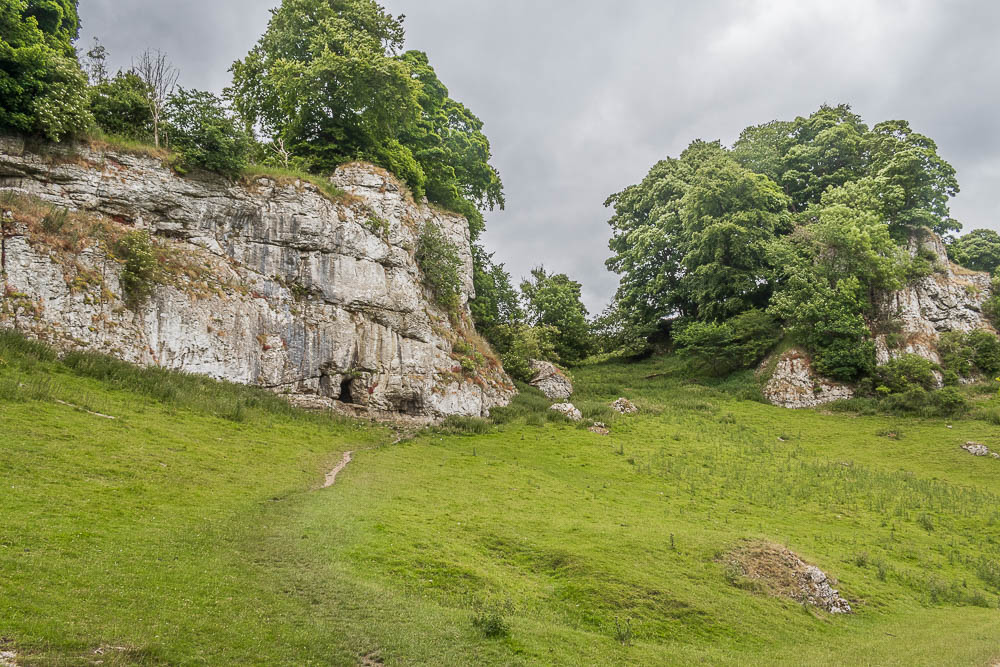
[0, 136, 515, 420]
[764, 231, 996, 409]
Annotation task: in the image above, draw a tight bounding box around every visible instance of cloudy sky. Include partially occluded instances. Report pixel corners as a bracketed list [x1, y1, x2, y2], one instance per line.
[78, 0, 1000, 311]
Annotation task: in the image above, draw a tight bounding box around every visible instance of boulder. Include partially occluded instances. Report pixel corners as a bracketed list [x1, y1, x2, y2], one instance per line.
[589, 422, 610, 436]
[762, 348, 855, 409]
[529, 360, 573, 399]
[611, 397, 639, 414]
[550, 403, 583, 421]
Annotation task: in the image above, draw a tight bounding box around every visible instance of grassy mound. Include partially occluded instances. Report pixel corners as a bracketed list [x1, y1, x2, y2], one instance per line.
[1, 334, 999, 664]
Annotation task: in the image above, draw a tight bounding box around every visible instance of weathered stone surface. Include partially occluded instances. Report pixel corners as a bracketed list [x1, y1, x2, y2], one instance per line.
[762, 348, 855, 409]
[763, 232, 998, 409]
[589, 422, 610, 436]
[0, 137, 515, 420]
[962, 442, 998, 458]
[529, 360, 573, 399]
[550, 403, 583, 421]
[875, 232, 996, 365]
[726, 541, 851, 614]
[611, 397, 639, 414]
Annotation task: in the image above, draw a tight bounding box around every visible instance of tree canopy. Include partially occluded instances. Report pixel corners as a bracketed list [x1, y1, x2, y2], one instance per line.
[0, 0, 90, 140]
[606, 104, 964, 380]
[229, 0, 503, 239]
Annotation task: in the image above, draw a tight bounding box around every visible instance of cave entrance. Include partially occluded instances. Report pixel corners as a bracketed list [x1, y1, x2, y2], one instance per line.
[340, 378, 355, 404]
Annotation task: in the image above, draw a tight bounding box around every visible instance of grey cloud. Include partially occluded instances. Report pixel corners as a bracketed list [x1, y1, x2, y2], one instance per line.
[79, 0, 1000, 311]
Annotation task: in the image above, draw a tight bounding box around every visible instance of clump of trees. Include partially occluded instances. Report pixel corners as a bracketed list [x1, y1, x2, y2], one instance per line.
[604, 104, 974, 383]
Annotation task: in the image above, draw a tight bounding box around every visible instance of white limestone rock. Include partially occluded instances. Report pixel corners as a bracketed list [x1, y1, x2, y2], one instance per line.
[0, 136, 515, 421]
[529, 360, 573, 399]
[762, 348, 855, 409]
[550, 403, 583, 421]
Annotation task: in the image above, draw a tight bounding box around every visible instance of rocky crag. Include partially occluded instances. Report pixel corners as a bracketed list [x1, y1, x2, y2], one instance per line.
[0, 136, 515, 421]
[764, 232, 996, 408]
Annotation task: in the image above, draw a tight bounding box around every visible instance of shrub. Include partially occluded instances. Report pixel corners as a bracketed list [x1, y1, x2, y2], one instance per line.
[471, 593, 514, 638]
[875, 355, 938, 394]
[673, 309, 780, 376]
[88, 71, 153, 141]
[812, 338, 877, 382]
[931, 386, 969, 416]
[116, 230, 157, 307]
[487, 323, 558, 382]
[164, 88, 251, 177]
[968, 330, 1000, 375]
[415, 222, 462, 310]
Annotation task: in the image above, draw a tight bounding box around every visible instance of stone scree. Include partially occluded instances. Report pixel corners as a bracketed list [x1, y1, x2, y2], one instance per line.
[0, 136, 515, 421]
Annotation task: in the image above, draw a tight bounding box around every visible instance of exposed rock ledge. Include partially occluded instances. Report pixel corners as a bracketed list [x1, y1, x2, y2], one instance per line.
[0, 136, 515, 420]
[763, 232, 996, 409]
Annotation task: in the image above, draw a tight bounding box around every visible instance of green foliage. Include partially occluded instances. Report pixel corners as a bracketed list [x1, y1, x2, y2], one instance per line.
[0, 0, 91, 141]
[469, 243, 523, 333]
[165, 88, 251, 177]
[115, 229, 157, 307]
[88, 71, 153, 141]
[398, 50, 504, 240]
[674, 309, 779, 376]
[487, 323, 558, 382]
[607, 104, 962, 379]
[520, 267, 592, 364]
[415, 222, 462, 310]
[938, 330, 1000, 378]
[949, 229, 1000, 274]
[228, 0, 503, 238]
[875, 355, 939, 394]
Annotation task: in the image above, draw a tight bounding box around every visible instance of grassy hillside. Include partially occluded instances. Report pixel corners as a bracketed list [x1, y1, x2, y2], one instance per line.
[1, 333, 999, 665]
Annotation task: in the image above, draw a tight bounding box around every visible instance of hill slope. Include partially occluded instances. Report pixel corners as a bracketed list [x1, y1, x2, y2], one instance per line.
[1, 334, 999, 665]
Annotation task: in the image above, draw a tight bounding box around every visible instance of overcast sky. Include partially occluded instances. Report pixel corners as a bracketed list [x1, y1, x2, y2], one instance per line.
[79, 0, 1000, 312]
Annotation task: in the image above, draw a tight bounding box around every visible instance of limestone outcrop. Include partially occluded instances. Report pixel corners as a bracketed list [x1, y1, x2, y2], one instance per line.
[762, 348, 855, 409]
[764, 233, 996, 409]
[0, 136, 515, 420]
[528, 360, 573, 399]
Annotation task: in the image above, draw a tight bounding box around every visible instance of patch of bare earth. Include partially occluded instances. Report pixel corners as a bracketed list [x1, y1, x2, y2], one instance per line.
[723, 540, 852, 613]
[323, 451, 354, 488]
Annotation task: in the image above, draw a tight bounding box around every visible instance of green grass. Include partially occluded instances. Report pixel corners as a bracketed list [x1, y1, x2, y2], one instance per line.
[240, 164, 350, 204]
[1, 333, 999, 665]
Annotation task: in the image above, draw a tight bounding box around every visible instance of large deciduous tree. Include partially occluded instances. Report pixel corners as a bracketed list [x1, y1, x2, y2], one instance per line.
[949, 229, 1000, 274]
[520, 267, 592, 364]
[0, 0, 90, 141]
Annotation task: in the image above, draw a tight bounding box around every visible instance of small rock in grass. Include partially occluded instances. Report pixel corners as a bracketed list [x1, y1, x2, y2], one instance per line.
[550, 403, 582, 421]
[963, 442, 992, 457]
[529, 360, 573, 399]
[611, 397, 639, 414]
[589, 422, 610, 436]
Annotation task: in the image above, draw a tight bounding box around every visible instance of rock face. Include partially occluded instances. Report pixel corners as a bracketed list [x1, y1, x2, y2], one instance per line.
[762, 348, 856, 409]
[0, 136, 515, 420]
[529, 360, 573, 399]
[875, 232, 996, 365]
[764, 233, 997, 409]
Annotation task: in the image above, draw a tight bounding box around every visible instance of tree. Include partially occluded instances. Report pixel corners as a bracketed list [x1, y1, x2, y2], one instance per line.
[0, 0, 91, 141]
[469, 244, 522, 334]
[83, 37, 108, 84]
[520, 267, 592, 364]
[164, 88, 251, 177]
[398, 50, 504, 239]
[133, 49, 178, 148]
[863, 120, 959, 236]
[229, 0, 419, 177]
[949, 229, 1000, 274]
[89, 71, 153, 141]
[679, 156, 791, 321]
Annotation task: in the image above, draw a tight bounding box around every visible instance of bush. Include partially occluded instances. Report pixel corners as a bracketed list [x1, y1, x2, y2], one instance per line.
[968, 330, 1000, 375]
[116, 230, 157, 307]
[0, 2, 92, 141]
[471, 594, 514, 638]
[415, 222, 463, 311]
[88, 71, 153, 141]
[812, 338, 876, 382]
[486, 323, 558, 382]
[164, 88, 251, 177]
[875, 354, 938, 394]
[673, 309, 779, 376]
[931, 386, 969, 416]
